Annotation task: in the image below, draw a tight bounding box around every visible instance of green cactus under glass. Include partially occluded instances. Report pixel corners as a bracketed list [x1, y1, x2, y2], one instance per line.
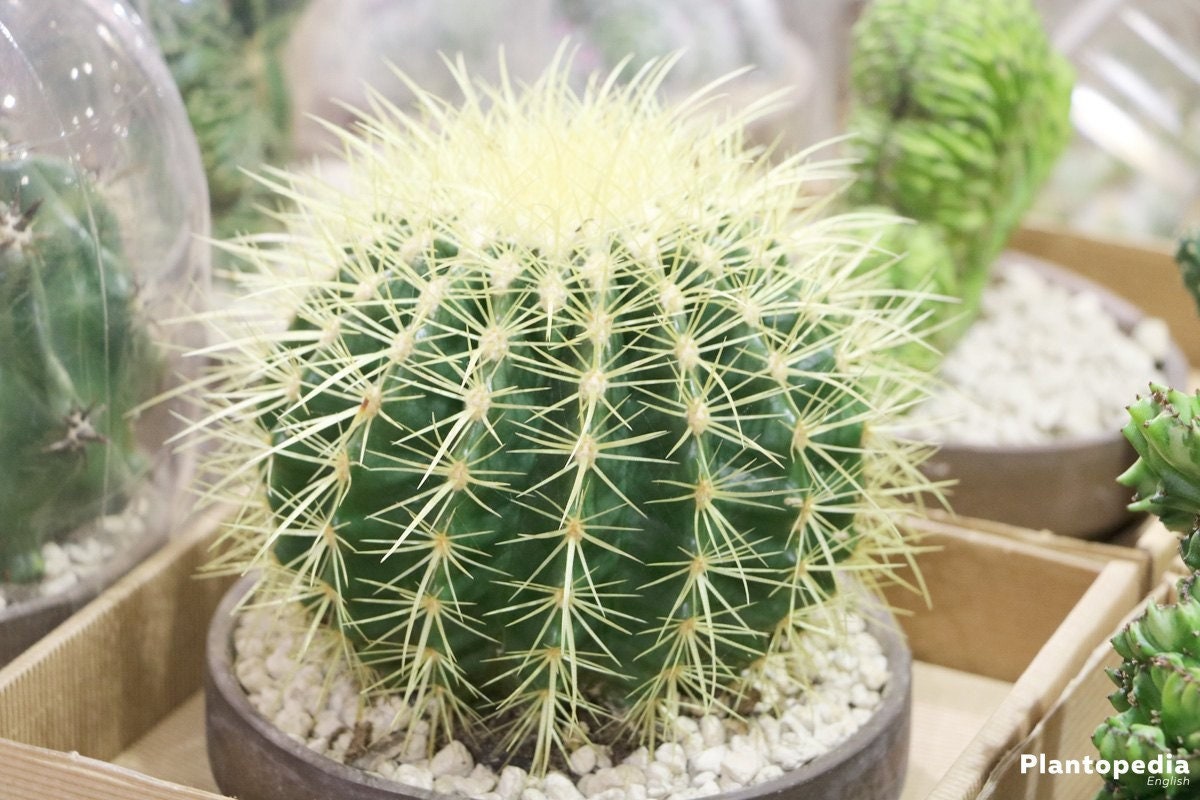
[846, 0, 1074, 367]
[135, 0, 305, 245]
[0, 156, 151, 583]
[202, 59, 937, 773]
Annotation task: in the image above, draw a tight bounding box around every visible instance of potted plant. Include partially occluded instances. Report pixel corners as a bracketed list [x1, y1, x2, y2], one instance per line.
[843, 0, 1189, 538]
[0, 0, 209, 664]
[196, 56, 939, 800]
[1090, 237, 1200, 799]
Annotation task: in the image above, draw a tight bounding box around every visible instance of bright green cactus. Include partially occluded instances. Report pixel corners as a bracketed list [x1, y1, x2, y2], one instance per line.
[0, 156, 152, 582]
[846, 0, 1074, 364]
[1118, 385, 1200, 569]
[1094, 235, 1200, 796]
[1094, 383, 1200, 798]
[134, 0, 305, 245]
[201, 59, 937, 773]
[1093, 575, 1200, 798]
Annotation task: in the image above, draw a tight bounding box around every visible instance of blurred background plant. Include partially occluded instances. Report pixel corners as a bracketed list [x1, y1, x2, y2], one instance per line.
[842, 0, 1074, 370]
[132, 0, 306, 249]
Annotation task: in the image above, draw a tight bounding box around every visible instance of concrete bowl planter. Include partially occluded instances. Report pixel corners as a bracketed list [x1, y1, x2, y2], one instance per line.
[206, 575, 913, 800]
[919, 253, 1190, 539]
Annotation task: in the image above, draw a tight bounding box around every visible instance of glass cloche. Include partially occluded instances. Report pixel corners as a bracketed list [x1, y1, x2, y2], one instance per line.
[0, 0, 209, 585]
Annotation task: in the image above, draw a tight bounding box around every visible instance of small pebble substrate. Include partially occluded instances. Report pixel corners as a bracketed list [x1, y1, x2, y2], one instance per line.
[903, 259, 1172, 447]
[234, 604, 890, 800]
[0, 497, 149, 610]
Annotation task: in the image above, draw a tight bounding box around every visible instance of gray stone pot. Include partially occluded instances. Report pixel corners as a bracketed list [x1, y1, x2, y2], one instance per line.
[920, 252, 1190, 539]
[206, 575, 912, 800]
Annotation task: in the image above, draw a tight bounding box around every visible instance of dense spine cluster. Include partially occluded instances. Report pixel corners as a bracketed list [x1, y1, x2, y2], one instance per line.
[201, 60, 935, 772]
[0, 156, 151, 582]
[847, 0, 1073, 364]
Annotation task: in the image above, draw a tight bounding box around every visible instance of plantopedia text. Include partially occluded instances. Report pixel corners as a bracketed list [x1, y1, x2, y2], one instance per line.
[1021, 753, 1190, 784]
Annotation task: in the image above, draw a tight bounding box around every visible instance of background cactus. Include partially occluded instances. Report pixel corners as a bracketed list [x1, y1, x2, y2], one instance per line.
[282, 0, 818, 159]
[1175, 234, 1200, 318]
[202, 59, 936, 773]
[846, 0, 1074, 366]
[1096, 232, 1200, 799]
[1094, 383, 1200, 798]
[133, 0, 305, 245]
[0, 156, 154, 582]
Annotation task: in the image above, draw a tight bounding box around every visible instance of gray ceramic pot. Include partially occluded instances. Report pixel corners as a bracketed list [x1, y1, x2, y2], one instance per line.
[920, 253, 1190, 539]
[206, 575, 912, 800]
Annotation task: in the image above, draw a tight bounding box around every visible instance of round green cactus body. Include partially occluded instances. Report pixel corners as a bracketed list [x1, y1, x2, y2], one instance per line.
[206, 60, 934, 771]
[847, 0, 1073, 361]
[0, 157, 148, 582]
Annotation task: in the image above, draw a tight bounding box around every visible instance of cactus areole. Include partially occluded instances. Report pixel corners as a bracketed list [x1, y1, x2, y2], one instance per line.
[0, 157, 149, 583]
[205, 58, 934, 772]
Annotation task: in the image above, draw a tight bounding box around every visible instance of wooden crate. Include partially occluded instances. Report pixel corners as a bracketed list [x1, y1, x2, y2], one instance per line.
[0, 511, 1155, 800]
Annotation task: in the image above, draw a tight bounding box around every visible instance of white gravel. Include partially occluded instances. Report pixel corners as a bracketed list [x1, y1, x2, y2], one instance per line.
[234, 603, 891, 800]
[0, 497, 150, 611]
[902, 258, 1172, 447]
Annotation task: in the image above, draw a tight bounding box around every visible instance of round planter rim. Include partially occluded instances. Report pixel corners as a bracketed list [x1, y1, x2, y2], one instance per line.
[207, 573, 912, 800]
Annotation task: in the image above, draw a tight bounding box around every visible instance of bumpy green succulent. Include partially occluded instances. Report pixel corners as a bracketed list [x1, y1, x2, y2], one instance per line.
[1093, 384, 1200, 798]
[0, 156, 152, 582]
[1094, 575, 1200, 799]
[1118, 385, 1200, 571]
[135, 0, 304, 245]
[202, 61, 935, 772]
[847, 0, 1074, 362]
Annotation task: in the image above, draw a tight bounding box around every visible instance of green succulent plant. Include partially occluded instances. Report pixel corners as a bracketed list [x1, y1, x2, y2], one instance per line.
[200, 59, 937, 773]
[846, 0, 1074, 366]
[0, 156, 153, 582]
[1175, 234, 1200, 318]
[1094, 577, 1200, 799]
[134, 0, 305, 246]
[1095, 383, 1200, 798]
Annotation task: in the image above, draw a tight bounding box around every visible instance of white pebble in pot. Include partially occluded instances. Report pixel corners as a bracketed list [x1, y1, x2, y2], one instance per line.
[903, 259, 1170, 448]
